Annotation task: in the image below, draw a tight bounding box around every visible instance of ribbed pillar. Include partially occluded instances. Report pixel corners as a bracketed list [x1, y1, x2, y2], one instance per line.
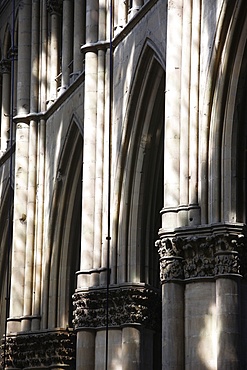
[0, 60, 11, 151]
[47, 1, 62, 102]
[162, 282, 184, 369]
[78, 0, 98, 289]
[37, 0, 48, 331]
[8, 0, 31, 334]
[60, 0, 73, 92]
[117, 1, 127, 31]
[76, 331, 95, 370]
[32, 119, 45, 331]
[22, 0, 39, 332]
[21, 119, 37, 332]
[101, 46, 110, 287]
[122, 327, 141, 370]
[73, 0, 85, 74]
[162, 0, 183, 230]
[216, 269, 240, 368]
[77, 2, 99, 368]
[179, 1, 191, 226]
[188, 0, 201, 225]
[157, 238, 185, 370]
[129, 0, 143, 18]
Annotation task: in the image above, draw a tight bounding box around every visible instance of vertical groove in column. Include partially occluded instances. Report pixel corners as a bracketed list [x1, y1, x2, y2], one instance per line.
[39, 0, 49, 330]
[22, 0, 40, 332]
[32, 119, 45, 331]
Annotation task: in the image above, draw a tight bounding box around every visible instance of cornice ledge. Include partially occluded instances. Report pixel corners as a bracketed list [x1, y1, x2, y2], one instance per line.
[159, 222, 246, 239]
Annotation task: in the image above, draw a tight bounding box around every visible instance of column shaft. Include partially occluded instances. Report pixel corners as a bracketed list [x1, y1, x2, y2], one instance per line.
[216, 278, 239, 369]
[61, 0, 73, 91]
[8, 0, 31, 333]
[92, 49, 105, 286]
[79, 0, 99, 287]
[49, 11, 60, 101]
[129, 0, 143, 18]
[32, 119, 45, 331]
[189, 0, 200, 216]
[179, 1, 191, 224]
[73, 0, 85, 74]
[122, 327, 141, 370]
[76, 330, 95, 370]
[21, 120, 37, 332]
[162, 283, 184, 369]
[0, 68, 10, 151]
[163, 0, 183, 229]
[22, 0, 39, 331]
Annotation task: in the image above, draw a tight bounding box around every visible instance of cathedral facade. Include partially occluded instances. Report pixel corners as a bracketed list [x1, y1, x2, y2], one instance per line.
[0, 0, 247, 369]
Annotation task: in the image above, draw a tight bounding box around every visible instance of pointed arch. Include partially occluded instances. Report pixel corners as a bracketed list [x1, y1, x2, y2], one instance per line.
[221, 5, 247, 223]
[113, 40, 165, 287]
[201, 1, 247, 223]
[43, 118, 83, 329]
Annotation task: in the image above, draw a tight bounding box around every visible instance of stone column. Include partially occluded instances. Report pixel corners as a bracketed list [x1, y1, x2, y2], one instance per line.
[34, 0, 47, 331]
[117, 1, 127, 31]
[162, 0, 183, 230]
[32, 119, 45, 331]
[0, 59, 11, 152]
[47, 0, 62, 102]
[77, 2, 99, 368]
[22, 0, 40, 332]
[60, 0, 73, 92]
[215, 247, 241, 369]
[8, 0, 31, 334]
[73, 286, 160, 370]
[122, 327, 141, 370]
[158, 224, 245, 369]
[78, 0, 98, 289]
[73, 0, 85, 75]
[157, 239, 184, 370]
[76, 330, 95, 369]
[128, 0, 143, 18]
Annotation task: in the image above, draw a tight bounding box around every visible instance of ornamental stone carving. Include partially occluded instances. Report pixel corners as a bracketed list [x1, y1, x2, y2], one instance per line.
[46, 0, 62, 14]
[157, 226, 247, 283]
[0, 59, 11, 74]
[73, 287, 161, 331]
[1, 331, 76, 369]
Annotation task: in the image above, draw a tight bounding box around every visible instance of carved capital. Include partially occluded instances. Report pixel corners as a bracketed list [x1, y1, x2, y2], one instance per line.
[1, 330, 76, 369]
[159, 256, 184, 282]
[46, 0, 62, 14]
[215, 251, 241, 275]
[0, 59, 11, 74]
[157, 224, 247, 282]
[73, 287, 161, 331]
